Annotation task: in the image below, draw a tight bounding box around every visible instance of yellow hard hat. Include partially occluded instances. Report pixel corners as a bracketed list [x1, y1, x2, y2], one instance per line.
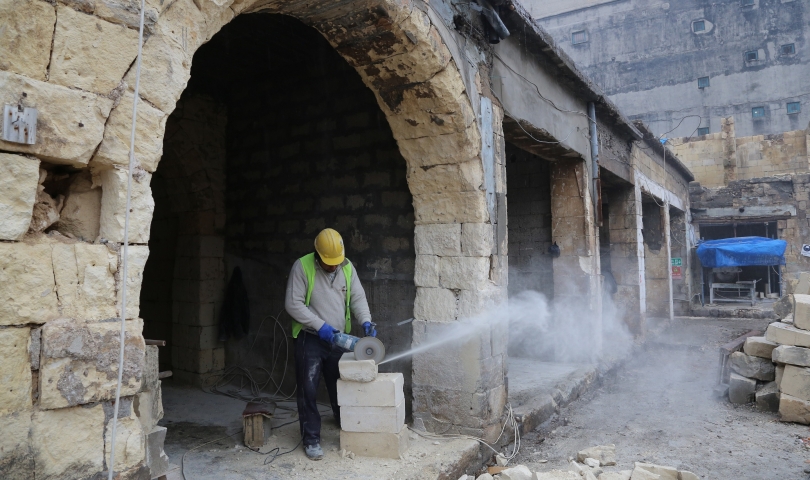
[314, 228, 345, 266]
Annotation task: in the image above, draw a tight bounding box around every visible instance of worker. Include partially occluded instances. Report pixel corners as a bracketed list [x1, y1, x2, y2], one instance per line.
[284, 228, 377, 460]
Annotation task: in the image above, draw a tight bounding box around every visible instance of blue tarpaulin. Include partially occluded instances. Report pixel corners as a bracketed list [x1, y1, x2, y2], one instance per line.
[697, 236, 787, 267]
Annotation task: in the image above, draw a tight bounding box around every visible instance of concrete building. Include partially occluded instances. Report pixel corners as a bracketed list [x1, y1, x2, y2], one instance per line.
[0, 0, 691, 477]
[533, 0, 810, 138]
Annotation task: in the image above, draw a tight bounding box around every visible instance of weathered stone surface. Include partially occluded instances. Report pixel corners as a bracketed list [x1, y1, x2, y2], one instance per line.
[0, 70, 114, 166]
[145, 425, 169, 478]
[780, 365, 810, 401]
[338, 353, 378, 382]
[534, 471, 580, 480]
[413, 287, 456, 322]
[633, 463, 677, 480]
[729, 351, 775, 381]
[60, 0, 167, 32]
[397, 126, 480, 168]
[0, 409, 33, 479]
[743, 336, 778, 359]
[756, 381, 779, 412]
[780, 393, 810, 424]
[0, 0, 55, 81]
[133, 382, 163, 433]
[794, 294, 810, 331]
[413, 191, 489, 224]
[462, 223, 495, 257]
[766, 322, 810, 348]
[414, 224, 461, 256]
[142, 345, 159, 391]
[28, 173, 64, 234]
[414, 255, 440, 287]
[340, 404, 405, 433]
[440, 256, 490, 290]
[93, 92, 168, 172]
[0, 243, 58, 326]
[52, 243, 118, 321]
[54, 170, 102, 241]
[406, 161, 484, 195]
[728, 373, 756, 404]
[774, 295, 794, 320]
[39, 318, 145, 409]
[772, 345, 810, 367]
[32, 403, 105, 480]
[121, 245, 150, 319]
[99, 168, 154, 244]
[499, 465, 533, 480]
[0, 154, 39, 240]
[0, 327, 32, 415]
[629, 467, 660, 480]
[104, 410, 145, 471]
[577, 444, 616, 466]
[339, 428, 408, 459]
[49, 5, 139, 94]
[337, 373, 404, 407]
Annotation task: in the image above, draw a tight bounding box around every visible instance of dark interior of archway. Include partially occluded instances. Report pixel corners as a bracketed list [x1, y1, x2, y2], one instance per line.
[140, 13, 416, 408]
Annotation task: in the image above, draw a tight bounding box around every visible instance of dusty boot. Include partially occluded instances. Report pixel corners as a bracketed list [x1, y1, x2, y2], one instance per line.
[305, 443, 324, 460]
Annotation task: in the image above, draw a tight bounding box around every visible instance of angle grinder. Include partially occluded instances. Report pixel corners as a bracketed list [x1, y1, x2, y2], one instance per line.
[332, 329, 385, 364]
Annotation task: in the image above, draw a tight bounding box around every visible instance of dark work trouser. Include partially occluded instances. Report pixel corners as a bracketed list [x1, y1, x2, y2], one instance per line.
[295, 331, 345, 447]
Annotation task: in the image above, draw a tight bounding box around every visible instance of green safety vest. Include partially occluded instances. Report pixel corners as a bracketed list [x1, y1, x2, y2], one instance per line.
[291, 253, 353, 339]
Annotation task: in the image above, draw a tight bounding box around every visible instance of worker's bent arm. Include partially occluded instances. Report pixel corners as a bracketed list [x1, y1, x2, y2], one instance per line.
[285, 259, 326, 332]
[348, 264, 372, 327]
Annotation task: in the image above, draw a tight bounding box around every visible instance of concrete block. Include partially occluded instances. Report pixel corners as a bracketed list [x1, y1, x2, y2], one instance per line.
[743, 336, 778, 359]
[772, 345, 810, 367]
[338, 352, 377, 382]
[145, 426, 169, 479]
[756, 381, 779, 412]
[728, 373, 756, 404]
[576, 444, 616, 466]
[0, 153, 39, 241]
[729, 351, 775, 381]
[779, 393, 810, 424]
[766, 322, 810, 348]
[794, 294, 810, 330]
[633, 463, 677, 480]
[337, 373, 404, 407]
[340, 403, 405, 433]
[780, 365, 810, 401]
[339, 428, 408, 459]
[0, 327, 32, 416]
[0, 243, 59, 326]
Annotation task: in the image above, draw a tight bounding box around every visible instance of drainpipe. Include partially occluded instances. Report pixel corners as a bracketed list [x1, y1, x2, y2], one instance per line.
[588, 102, 601, 225]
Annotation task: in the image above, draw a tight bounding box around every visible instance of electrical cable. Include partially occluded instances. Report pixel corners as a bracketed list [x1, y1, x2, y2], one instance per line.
[107, 0, 146, 477]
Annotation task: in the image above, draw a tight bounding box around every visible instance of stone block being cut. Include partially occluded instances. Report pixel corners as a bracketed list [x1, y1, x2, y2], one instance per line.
[779, 365, 810, 401]
[340, 428, 408, 459]
[766, 322, 810, 348]
[340, 403, 405, 433]
[743, 336, 778, 359]
[728, 373, 756, 404]
[772, 345, 810, 368]
[729, 351, 775, 381]
[337, 373, 404, 407]
[338, 352, 377, 382]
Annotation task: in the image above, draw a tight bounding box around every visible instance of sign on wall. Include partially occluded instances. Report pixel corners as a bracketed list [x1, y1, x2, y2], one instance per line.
[671, 257, 683, 280]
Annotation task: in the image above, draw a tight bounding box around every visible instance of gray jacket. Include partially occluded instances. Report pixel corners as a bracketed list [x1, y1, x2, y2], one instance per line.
[284, 257, 372, 334]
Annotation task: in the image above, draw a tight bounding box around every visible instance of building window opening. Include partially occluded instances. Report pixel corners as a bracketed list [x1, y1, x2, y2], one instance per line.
[787, 102, 801, 115]
[697, 127, 710, 136]
[572, 30, 588, 45]
[781, 43, 796, 55]
[697, 76, 710, 89]
[692, 21, 706, 33]
[745, 50, 759, 61]
[752, 107, 765, 119]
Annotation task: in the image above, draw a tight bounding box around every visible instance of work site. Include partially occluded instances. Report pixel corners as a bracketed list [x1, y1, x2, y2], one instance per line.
[1, 0, 809, 479]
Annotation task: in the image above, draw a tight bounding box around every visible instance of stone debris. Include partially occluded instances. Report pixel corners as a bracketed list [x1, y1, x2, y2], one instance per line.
[498, 465, 533, 480]
[583, 458, 600, 468]
[577, 444, 616, 466]
[493, 452, 692, 480]
[633, 463, 677, 480]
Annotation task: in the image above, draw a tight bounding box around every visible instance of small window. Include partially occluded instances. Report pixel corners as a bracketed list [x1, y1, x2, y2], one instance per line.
[741, 0, 755, 5]
[693, 20, 706, 32]
[752, 107, 765, 118]
[745, 50, 759, 61]
[697, 76, 710, 88]
[697, 127, 710, 136]
[572, 30, 588, 45]
[781, 43, 796, 55]
[787, 102, 801, 114]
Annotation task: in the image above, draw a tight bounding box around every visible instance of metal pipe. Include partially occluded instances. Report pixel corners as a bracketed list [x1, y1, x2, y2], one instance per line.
[587, 102, 600, 224]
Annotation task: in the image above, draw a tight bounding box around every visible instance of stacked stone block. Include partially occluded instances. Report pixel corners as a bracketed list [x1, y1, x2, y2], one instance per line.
[337, 353, 408, 458]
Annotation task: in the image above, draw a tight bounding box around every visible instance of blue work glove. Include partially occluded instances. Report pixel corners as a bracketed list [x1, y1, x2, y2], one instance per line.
[318, 324, 338, 343]
[362, 322, 377, 337]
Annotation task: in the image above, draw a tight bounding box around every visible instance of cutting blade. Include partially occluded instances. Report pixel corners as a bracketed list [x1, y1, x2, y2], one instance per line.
[354, 336, 385, 364]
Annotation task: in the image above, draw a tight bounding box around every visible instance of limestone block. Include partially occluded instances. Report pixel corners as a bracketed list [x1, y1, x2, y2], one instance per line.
[396, 126, 480, 168]
[99, 168, 154, 244]
[0, 154, 40, 240]
[339, 428, 408, 459]
[794, 294, 810, 330]
[31, 404, 105, 480]
[0, 409, 33, 479]
[413, 191, 489, 224]
[0, 327, 32, 416]
[796, 272, 810, 296]
[776, 364, 785, 388]
[576, 444, 616, 466]
[52, 243, 118, 321]
[743, 336, 778, 359]
[145, 425, 169, 478]
[406, 161, 483, 195]
[341, 403, 405, 433]
[440, 256, 490, 290]
[120, 245, 150, 319]
[338, 353, 377, 382]
[0, 243, 58, 326]
[336, 373, 404, 407]
[39, 318, 145, 409]
[629, 466, 661, 480]
[534, 471, 580, 480]
[54, 171, 102, 241]
[0, 0, 55, 80]
[413, 287, 456, 322]
[779, 393, 810, 424]
[780, 365, 810, 401]
[104, 410, 145, 472]
[678, 472, 699, 480]
[142, 345, 159, 391]
[414, 255, 440, 287]
[133, 382, 163, 432]
[597, 473, 632, 480]
[92, 92, 168, 173]
[729, 351, 775, 381]
[49, 6, 139, 94]
[772, 345, 810, 367]
[756, 381, 779, 412]
[774, 295, 794, 319]
[499, 465, 533, 480]
[766, 322, 810, 348]
[0, 70, 114, 166]
[462, 223, 494, 257]
[728, 373, 756, 404]
[414, 224, 461, 256]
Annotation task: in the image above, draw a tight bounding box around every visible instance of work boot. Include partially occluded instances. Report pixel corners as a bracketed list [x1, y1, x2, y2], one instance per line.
[305, 443, 324, 460]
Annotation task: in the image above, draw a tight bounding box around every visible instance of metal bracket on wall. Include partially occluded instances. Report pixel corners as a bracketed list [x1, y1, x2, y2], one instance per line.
[3, 104, 37, 144]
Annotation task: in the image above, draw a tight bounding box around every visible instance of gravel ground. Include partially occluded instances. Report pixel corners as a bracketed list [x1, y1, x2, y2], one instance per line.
[510, 316, 810, 479]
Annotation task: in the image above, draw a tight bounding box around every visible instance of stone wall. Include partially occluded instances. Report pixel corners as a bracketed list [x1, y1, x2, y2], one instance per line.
[642, 201, 671, 319]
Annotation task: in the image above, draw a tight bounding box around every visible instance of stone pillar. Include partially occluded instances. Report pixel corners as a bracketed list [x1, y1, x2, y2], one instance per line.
[607, 185, 646, 336]
[642, 199, 672, 320]
[550, 159, 602, 360]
